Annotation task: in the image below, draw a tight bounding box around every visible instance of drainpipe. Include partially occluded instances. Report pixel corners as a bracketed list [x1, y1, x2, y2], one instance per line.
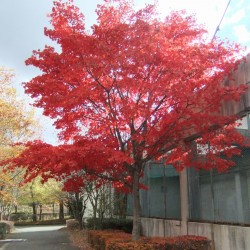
[179, 168, 189, 235]
[247, 112, 250, 136]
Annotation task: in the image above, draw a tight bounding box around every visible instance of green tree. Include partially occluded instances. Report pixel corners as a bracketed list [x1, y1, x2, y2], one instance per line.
[0, 67, 39, 220]
[17, 177, 66, 221]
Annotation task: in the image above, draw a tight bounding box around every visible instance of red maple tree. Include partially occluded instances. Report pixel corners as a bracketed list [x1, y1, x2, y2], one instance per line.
[4, 0, 249, 240]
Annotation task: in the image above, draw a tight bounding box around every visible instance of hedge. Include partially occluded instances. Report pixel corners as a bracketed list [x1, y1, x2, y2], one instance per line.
[1, 220, 15, 233]
[0, 223, 7, 239]
[87, 230, 212, 250]
[164, 235, 211, 250]
[86, 218, 133, 233]
[66, 219, 80, 230]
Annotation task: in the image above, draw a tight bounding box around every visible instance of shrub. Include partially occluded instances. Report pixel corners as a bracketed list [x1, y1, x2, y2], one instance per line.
[15, 219, 66, 226]
[87, 230, 212, 250]
[86, 218, 133, 233]
[10, 212, 29, 221]
[164, 235, 211, 250]
[0, 223, 7, 239]
[88, 230, 131, 250]
[106, 237, 166, 250]
[1, 221, 15, 233]
[108, 241, 164, 250]
[66, 219, 80, 230]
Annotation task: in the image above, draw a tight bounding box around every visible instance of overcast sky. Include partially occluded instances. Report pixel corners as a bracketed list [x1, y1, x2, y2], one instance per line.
[0, 0, 249, 145]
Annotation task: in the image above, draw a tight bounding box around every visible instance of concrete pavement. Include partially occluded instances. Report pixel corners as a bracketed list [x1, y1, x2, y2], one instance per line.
[0, 225, 80, 250]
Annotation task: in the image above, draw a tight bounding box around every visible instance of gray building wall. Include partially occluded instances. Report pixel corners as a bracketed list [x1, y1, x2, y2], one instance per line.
[127, 148, 250, 250]
[140, 219, 250, 250]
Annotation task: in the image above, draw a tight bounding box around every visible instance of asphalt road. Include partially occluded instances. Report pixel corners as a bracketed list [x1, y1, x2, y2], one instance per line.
[0, 225, 80, 250]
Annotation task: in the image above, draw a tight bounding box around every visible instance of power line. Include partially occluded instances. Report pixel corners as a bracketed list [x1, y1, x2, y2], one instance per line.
[211, 0, 232, 41]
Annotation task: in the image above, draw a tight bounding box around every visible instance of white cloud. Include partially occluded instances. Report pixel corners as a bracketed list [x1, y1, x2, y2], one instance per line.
[138, 0, 250, 46]
[233, 24, 250, 44]
[157, 0, 229, 36]
[223, 8, 245, 26]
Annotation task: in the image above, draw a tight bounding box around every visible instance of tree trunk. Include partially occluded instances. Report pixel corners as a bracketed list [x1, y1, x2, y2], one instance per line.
[32, 202, 37, 222]
[75, 192, 83, 229]
[132, 169, 141, 241]
[92, 204, 97, 229]
[52, 203, 55, 218]
[59, 200, 64, 220]
[39, 204, 42, 221]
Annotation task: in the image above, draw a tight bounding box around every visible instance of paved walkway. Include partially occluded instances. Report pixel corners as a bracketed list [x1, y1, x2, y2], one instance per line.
[0, 225, 79, 250]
